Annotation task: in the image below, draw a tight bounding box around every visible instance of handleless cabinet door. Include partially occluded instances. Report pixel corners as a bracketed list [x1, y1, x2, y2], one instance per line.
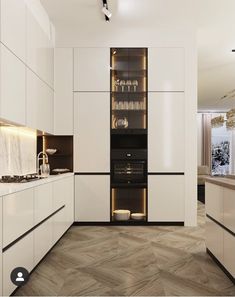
[3, 232, 34, 296]
[3, 189, 34, 248]
[34, 183, 53, 225]
[0, 198, 2, 297]
[75, 175, 110, 222]
[148, 175, 185, 222]
[223, 188, 235, 233]
[205, 182, 223, 224]
[224, 231, 235, 277]
[148, 48, 184, 91]
[1, 0, 26, 62]
[74, 48, 110, 91]
[0, 44, 26, 125]
[26, 69, 54, 134]
[54, 48, 73, 135]
[74, 92, 110, 172]
[148, 92, 185, 173]
[206, 217, 223, 263]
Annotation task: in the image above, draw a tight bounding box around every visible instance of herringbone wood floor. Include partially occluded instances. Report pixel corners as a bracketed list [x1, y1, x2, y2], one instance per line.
[15, 202, 235, 296]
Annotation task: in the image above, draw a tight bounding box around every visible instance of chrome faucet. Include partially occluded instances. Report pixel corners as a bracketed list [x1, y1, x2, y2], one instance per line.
[37, 151, 48, 176]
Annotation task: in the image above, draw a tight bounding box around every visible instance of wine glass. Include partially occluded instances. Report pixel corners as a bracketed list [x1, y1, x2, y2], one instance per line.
[132, 80, 138, 92]
[120, 80, 126, 92]
[126, 80, 132, 92]
[114, 80, 120, 92]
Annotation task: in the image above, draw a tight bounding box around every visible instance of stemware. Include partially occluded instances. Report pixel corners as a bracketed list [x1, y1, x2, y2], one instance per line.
[132, 80, 138, 92]
[123, 101, 129, 110]
[126, 80, 132, 92]
[120, 80, 126, 92]
[114, 79, 120, 92]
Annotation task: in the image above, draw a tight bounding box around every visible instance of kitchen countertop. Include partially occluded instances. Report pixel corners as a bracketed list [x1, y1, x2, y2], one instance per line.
[205, 176, 235, 191]
[0, 173, 74, 197]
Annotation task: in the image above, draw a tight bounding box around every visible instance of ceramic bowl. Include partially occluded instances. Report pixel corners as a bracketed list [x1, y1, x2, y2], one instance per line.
[46, 149, 57, 155]
[113, 209, 130, 221]
[131, 213, 145, 220]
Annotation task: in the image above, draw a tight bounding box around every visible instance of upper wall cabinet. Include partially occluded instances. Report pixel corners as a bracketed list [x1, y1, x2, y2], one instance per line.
[74, 92, 110, 172]
[148, 48, 184, 91]
[26, 2, 54, 88]
[0, 0, 26, 62]
[26, 69, 54, 134]
[0, 44, 26, 125]
[148, 92, 185, 172]
[74, 48, 110, 92]
[54, 48, 73, 135]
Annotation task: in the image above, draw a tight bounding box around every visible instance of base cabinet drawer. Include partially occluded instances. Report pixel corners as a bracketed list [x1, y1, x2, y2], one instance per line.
[52, 208, 67, 245]
[148, 175, 184, 222]
[205, 182, 223, 224]
[3, 189, 34, 248]
[34, 218, 53, 266]
[3, 233, 34, 296]
[206, 218, 223, 263]
[224, 231, 235, 277]
[34, 183, 53, 224]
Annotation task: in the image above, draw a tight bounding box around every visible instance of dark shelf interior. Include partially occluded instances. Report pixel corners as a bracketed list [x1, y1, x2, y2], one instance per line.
[37, 135, 73, 174]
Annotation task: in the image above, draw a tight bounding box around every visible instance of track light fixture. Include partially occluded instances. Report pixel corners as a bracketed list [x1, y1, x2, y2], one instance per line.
[102, 0, 112, 22]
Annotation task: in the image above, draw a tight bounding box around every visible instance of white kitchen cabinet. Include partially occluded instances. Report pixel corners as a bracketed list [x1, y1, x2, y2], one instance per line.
[0, 0, 26, 62]
[75, 175, 110, 222]
[148, 92, 185, 172]
[205, 182, 224, 224]
[3, 232, 34, 296]
[0, 198, 2, 297]
[3, 189, 34, 248]
[223, 230, 235, 277]
[206, 217, 223, 263]
[148, 175, 185, 222]
[52, 207, 67, 244]
[148, 48, 184, 91]
[53, 176, 74, 227]
[74, 48, 110, 91]
[74, 92, 110, 172]
[0, 44, 26, 125]
[34, 217, 53, 266]
[26, 2, 54, 88]
[34, 183, 53, 225]
[54, 48, 73, 135]
[223, 187, 235, 233]
[26, 69, 54, 134]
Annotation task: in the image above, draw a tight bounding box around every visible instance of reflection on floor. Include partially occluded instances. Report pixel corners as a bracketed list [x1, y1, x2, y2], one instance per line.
[15, 202, 235, 296]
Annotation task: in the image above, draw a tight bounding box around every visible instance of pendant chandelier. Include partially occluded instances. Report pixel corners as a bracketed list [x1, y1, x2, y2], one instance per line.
[211, 108, 235, 129]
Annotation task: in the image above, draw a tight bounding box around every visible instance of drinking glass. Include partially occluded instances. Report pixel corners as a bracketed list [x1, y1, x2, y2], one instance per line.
[126, 80, 132, 92]
[114, 80, 120, 92]
[120, 80, 126, 92]
[132, 80, 138, 92]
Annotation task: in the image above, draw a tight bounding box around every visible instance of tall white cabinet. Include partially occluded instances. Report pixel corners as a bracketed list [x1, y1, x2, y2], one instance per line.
[74, 92, 110, 173]
[147, 48, 185, 223]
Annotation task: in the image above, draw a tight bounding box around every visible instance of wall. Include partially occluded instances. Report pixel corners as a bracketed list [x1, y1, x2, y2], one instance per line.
[0, 127, 36, 176]
[197, 113, 202, 165]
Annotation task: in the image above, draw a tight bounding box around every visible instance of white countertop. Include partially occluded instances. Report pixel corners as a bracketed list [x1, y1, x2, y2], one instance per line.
[0, 173, 74, 196]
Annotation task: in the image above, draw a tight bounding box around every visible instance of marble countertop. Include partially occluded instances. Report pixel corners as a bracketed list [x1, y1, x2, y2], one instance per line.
[205, 176, 235, 191]
[0, 173, 74, 197]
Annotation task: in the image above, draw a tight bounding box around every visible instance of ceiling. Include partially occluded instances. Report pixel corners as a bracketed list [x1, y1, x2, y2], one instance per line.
[41, 0, 235, 111]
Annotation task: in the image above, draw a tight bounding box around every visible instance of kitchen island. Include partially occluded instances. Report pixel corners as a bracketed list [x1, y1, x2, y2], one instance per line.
[205, 176, 235, 284]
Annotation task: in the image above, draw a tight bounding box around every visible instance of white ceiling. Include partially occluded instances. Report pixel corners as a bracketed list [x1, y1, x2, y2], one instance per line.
[41, 0, 235, 111]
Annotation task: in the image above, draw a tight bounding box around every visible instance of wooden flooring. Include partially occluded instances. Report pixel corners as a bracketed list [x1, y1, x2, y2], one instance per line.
[15, 202, 235, 296]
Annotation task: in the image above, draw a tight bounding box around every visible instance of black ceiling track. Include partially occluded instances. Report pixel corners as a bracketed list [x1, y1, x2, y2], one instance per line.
[102, 0, 110, 22]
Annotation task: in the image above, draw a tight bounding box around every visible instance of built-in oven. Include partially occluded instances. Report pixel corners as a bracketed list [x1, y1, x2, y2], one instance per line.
[111, 149, 147, 186]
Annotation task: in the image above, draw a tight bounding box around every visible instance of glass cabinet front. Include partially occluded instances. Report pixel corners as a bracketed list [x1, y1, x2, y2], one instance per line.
[111, 48, 147, 132]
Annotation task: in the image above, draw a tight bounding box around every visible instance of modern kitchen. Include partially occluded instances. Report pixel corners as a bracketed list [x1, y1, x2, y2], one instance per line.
[0, 0, 235, 296]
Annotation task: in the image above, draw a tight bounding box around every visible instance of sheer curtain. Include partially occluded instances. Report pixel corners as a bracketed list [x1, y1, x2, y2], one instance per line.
[202, 113, 212, 172]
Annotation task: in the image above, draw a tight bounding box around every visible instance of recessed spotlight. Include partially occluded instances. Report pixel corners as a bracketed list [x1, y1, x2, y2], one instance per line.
[232, 49, 235, 52]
